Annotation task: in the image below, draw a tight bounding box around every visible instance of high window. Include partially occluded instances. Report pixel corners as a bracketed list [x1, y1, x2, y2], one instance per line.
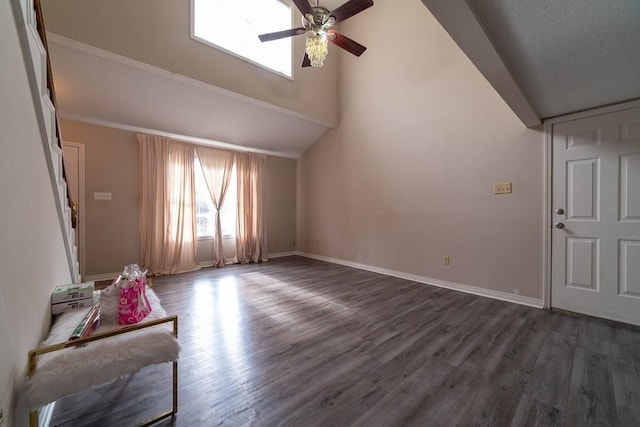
[191, 0, 293, 77]
[194, 157, 238, 238]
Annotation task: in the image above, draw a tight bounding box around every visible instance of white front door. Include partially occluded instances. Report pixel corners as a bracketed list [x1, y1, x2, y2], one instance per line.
[551, 106, 640, 325]
[63, 141, 86, 279]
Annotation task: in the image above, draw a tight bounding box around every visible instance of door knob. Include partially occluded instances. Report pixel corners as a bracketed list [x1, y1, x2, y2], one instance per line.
[555, 208, 565, 215]
[555, 222, 565, 229]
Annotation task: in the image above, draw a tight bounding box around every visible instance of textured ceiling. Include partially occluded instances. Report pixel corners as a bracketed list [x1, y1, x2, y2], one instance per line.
[425, 0, 639, 122]
[470, 0, 640, 118]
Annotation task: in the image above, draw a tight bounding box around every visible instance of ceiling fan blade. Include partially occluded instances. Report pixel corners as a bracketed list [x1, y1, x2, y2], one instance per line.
[302, 53, 312, 67]
[259, 27, 307, 42]
[292, 0, 314, 19]
[329, 0, 373, 23]
[327, 30, 367, 57]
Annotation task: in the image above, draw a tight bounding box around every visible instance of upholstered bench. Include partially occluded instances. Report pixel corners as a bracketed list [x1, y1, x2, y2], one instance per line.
[23, 288, 180, 426]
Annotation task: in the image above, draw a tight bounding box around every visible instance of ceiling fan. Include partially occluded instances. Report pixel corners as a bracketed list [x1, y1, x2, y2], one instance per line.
[258, 0, 374, 68]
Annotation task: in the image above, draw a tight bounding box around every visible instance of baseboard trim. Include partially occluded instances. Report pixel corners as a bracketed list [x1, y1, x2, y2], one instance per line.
[268, 251, 297, 258]
[296, 251, 543, 308]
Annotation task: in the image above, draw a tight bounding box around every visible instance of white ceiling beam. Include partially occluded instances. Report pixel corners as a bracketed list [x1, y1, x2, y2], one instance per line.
[422, 0, 541, 128]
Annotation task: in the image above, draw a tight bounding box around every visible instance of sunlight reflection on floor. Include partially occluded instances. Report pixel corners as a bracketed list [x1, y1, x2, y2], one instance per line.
[240, 272, 351, 326]
[192, 276, 253, 399]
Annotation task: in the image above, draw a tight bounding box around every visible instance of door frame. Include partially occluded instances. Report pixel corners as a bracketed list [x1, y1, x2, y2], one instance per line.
[62, 140, 86, 280]
[543, 98, 640, 309]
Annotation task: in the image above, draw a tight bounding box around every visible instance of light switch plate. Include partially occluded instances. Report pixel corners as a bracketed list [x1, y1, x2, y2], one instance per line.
[94, 192, 112, 200]
[494, 183, 512, 194]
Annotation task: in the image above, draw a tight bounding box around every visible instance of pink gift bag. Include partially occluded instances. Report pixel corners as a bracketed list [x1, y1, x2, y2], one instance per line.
[118, 277, 152, 324]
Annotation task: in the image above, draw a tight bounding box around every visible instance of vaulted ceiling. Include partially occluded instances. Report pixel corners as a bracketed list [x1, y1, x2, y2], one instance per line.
[423, 0, 640, 126]
[44, 0, 348, 158]
[48, 34, 329, 158]
[46, 0, 640, 156]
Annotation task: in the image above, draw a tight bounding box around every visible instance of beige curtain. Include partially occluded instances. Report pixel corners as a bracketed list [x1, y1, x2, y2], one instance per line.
[235, 152, 268, 263]
[195, 146, 234, 267]
[138, 134, 200, 275]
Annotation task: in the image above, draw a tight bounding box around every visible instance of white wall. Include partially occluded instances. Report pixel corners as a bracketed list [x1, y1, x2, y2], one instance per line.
[298, 0, 544, 299]
[0, 2, 73, 424]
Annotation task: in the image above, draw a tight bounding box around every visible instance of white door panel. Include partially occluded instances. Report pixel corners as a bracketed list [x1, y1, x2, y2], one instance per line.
[620, 240, 640, 297]
[565, 237, 599, 290]
[620, 154, 640, 221]
[552, 106, 640, 325]
[566, 158, 599, 220]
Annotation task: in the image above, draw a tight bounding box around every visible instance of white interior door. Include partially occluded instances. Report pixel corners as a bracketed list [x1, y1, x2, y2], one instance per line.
[63, 141, 86, 280]
[551, 106, 640, 325]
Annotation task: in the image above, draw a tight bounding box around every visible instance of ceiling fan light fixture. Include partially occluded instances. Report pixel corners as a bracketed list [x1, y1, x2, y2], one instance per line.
[305, 33, 328, 67]
[258, 0, 373, 68]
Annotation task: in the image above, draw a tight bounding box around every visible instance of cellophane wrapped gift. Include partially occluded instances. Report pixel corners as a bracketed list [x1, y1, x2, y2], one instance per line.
[118, 264, 152, 324]
[100, 275, 122, 324]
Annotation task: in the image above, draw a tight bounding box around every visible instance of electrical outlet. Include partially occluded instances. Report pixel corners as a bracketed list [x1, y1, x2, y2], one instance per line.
[443, 256, 450, 266]
[494, 182, 512, 194]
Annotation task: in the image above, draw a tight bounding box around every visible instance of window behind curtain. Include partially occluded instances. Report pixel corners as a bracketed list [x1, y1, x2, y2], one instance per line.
[194, 156, 237, 238]
[191, 0, 293, 77]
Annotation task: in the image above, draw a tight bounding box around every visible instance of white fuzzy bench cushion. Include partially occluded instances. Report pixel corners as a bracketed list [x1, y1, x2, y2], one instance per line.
[23, 288, 180, 410]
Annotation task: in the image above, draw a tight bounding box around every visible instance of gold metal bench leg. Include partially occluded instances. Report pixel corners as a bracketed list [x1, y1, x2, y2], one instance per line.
[173, 360, 178, 415]
[172, 315, 178, 416]
[139, 361, 178, 426]
[29, 410, 38, 427]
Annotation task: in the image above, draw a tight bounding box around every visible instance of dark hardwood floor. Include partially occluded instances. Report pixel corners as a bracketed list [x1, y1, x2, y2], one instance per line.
[50, 256, 640, 426]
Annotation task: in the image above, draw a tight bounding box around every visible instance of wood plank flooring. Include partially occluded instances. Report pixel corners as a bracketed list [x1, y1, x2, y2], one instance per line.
[50, 256, 640, 426]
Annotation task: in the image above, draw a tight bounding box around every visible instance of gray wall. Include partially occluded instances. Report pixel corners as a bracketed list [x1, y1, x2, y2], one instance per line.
[42, 0, 338, 126]
[60, 120, 140, 276]
[298, 0, 545, 299]
[61, 119, 298, 277]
